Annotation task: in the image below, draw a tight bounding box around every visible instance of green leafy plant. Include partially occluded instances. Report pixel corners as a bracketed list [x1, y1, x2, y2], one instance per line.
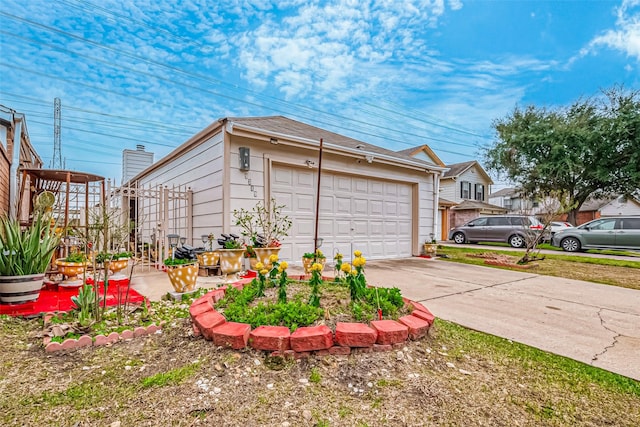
[308, 262, 323, 307]
[0, 212, 61, 276]
[223, 239, 244, 250]
[64, 252, 88, 263]
[163, 258, 197, 266]
[71, 284, 96, 326]
[234, 198, 292, 248]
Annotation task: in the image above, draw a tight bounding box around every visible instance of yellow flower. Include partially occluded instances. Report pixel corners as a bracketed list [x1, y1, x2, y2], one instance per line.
[315, 249, 324, 257]
[353, 250, 362, 257]
[259, 269, 269, 276]
[269, 254, 279, 263]
[279, 261, 289, 270]
[352, 256, 366, 268]
[255, 262, 264, 270]
[333, 252, 343, 260]
[341, 263, 352, 273]
[311, 262, 323, 272]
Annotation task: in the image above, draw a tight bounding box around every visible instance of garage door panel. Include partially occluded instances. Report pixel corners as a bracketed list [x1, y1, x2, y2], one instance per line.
[369, 181, 384, 195]
[369, 241, 385, 257]
[354, 178, 367, 194]
[272, 192, 293, 210]
[335, 176, 351, 192]
[385, 202, 397, 216]
[398, 201, 411, 217]
[353, 221, 368, 235]
[296, 170, 315, 188]
[370, 221, 383, 235]
[398, 220, 412, 237]
[273, 168, 293, 186]
[336, 197, 351, 214]
[353, 199, 368, 215]
[296, 194, 315, 213]
[336, 220, 352, 235]
[370, 200, 383, 216]
[318, 195, 334, 213]
[318, 219, 334, 235]
[295, 218, 315, 236]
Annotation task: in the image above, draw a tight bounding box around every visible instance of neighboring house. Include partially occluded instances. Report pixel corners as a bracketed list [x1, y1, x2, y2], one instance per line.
[488, 187, 548, 215]
[490, 189, 640, 225]
[399, 147, 504, 237]
[572, 196, 640, 225]
[129, 116, 447, 262]
[439, 160, 505, 232]
[0, 105, 42, 218]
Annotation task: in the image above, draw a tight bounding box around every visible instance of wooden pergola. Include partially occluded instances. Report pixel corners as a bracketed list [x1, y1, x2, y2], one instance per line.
[17, 168, 105, 235]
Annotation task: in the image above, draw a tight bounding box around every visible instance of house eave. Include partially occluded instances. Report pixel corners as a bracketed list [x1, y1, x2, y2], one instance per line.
[227, 121, 449, 174]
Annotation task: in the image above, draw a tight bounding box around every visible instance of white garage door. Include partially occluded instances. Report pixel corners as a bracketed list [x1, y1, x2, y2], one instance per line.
[271, 165, 413, 262]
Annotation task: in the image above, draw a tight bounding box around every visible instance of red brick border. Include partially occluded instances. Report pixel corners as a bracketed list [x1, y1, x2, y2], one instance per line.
[42, 320, 164, 353]
[190, 280, 437, 357]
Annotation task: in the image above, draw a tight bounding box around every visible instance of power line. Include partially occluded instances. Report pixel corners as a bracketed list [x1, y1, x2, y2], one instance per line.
[0, 12, 484, 152]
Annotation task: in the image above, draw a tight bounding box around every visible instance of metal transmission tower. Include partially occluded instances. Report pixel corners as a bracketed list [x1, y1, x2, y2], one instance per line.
[51, 97, 63, 169]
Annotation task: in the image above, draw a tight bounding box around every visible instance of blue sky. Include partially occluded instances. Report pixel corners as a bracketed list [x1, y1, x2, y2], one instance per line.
[1, 0, 638, 186]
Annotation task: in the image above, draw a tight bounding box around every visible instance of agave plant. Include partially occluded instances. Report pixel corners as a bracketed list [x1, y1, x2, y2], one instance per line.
[0, 213, 61, 276]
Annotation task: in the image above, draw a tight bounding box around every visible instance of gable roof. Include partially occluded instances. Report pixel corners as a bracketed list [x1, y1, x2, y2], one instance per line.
[442, 160, 493, 184]
[489, 187, 518, 198]
[451, 199, 507, 213]
[131, 115, 448, 182]
[396, 145, 446, 167]
[225, 116, 448, 171]
[579, 197, 615, 212]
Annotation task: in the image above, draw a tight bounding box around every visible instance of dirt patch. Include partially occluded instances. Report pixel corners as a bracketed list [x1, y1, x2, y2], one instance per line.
[1, 316, 638, 426]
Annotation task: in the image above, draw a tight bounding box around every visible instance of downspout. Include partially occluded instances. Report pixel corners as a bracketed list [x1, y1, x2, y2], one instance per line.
[9, 112, 24, 220]
[432, 170, 441, 242]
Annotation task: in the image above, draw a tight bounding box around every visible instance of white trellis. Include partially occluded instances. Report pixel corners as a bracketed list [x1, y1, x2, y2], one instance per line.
[108, 181, 192, 272]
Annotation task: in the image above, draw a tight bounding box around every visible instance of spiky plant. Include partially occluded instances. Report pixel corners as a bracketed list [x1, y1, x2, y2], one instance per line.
[0, 213, 61, 276]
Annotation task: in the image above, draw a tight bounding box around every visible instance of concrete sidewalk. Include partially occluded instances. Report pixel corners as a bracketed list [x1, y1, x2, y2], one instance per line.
[363, 258, 640, 381]
[129, 259, 640, 381]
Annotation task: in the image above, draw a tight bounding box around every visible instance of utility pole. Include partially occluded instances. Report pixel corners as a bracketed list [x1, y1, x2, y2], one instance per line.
[51, 97, 63, 169]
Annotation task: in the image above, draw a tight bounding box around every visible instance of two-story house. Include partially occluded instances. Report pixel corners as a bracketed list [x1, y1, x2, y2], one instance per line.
[399, 146, 505, 239]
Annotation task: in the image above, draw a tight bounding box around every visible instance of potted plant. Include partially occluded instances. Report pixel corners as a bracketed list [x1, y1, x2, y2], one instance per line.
[233, 198, 292, 268]
[56, 251, 90, 287]
[197, 234, 219, 268]
[217, 234, 245, 276]
[96, 251, 132, 280]
[423, 233, 438, 258]
[163, 256, 199, 294]
[0, 212, 61, 304]
[302, 249, 326, 274]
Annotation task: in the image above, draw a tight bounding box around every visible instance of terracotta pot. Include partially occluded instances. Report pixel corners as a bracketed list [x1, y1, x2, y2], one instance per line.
[0, 273, 44, 304]
[253, 247, 281, 269]
[302, 257, 326, 274]
[423, 244, 437, 255]
[197, 251, 220, 267]
[105, 258, 129, 274]
[165, 262, 199, 293]
[219, 249, 245, 275]
[55, 259, 90, 287]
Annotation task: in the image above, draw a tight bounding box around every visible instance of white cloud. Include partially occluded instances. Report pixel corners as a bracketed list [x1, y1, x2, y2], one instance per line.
[584, 0, 640, 60]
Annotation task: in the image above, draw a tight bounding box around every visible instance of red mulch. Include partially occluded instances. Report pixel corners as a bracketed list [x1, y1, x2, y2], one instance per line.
[0, 278, 145, 317]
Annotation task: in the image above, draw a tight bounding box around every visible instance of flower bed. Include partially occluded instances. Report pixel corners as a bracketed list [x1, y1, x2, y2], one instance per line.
[189, 278, 436, 356]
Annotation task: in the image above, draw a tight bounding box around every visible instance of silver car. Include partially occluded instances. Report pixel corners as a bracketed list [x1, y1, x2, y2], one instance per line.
[448, 215, 546, 248]
[551, 216, 640, 252]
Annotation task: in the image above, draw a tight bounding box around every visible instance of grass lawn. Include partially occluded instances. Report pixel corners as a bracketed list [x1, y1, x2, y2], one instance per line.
[437, 245, 640, 290]
[1, 314, 638, 426]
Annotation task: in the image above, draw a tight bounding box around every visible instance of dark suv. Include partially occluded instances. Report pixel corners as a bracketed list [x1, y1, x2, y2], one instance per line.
[448, 215, 546, 248]
[551, 216, 640, 252]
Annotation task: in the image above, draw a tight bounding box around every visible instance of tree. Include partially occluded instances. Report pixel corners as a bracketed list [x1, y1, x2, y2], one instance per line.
[484, 86, 640, 225]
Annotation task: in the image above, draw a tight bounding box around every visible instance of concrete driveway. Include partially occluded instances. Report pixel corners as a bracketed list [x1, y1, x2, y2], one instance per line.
[363, 258, 640, 381]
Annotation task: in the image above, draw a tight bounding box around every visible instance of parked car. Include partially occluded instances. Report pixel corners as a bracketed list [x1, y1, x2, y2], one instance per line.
[549, 221, 574, 236]
[448, 215, 547, 248]
[551, 216, 640, 252]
